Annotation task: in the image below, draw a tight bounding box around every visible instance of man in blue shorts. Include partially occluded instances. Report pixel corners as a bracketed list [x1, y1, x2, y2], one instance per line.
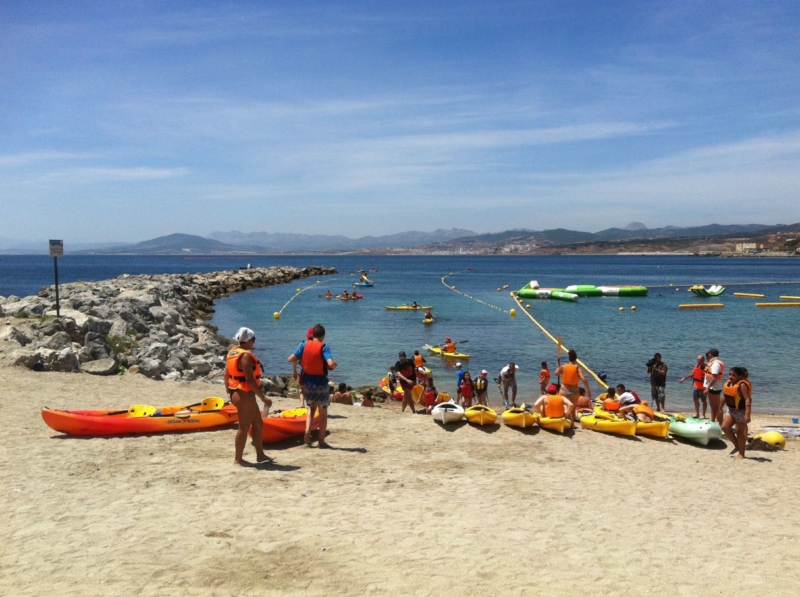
[289, 323, 337, 448]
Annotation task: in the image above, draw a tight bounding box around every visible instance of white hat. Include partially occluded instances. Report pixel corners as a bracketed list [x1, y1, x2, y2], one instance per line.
[481, 369, 488, 375]
[234, 327, 256, 342]
[455, 362, 462, 367]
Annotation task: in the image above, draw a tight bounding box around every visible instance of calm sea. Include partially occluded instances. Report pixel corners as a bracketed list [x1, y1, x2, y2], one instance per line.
[2, 254, 799, 412]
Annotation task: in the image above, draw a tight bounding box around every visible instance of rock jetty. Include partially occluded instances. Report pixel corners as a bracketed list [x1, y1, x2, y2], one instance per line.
[0, 266, 336, 388]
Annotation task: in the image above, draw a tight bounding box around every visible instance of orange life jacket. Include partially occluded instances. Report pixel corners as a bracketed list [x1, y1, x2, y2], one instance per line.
[444, 343, 456, 353]
[544, 394, 565, 418]
[634, 404, 655, 418]
[723, 379, 751, 410]
[561, 363, 579, 385]
[604, 398, 621, 411]
[692, 366, 705, 390]
[226, 347, 262, 393]
[301, 340, 327, 376]
[414, 354, 424, 367]
[539, 369, 551, 384]
[705, 359, 726, 384]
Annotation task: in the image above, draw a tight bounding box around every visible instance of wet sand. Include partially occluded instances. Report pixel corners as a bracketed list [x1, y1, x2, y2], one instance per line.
[1, 362, 799, 596]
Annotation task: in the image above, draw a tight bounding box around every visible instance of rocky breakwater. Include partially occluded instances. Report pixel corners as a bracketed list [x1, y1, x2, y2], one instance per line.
[0, 266, 336, 384]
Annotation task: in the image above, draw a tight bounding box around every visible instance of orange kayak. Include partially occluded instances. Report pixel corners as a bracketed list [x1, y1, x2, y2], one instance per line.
[259, 408, 320, 443]
[41, 397, 238, 436]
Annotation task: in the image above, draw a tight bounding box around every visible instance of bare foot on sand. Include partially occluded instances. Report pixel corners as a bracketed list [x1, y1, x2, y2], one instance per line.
[257, 454, 276, 463]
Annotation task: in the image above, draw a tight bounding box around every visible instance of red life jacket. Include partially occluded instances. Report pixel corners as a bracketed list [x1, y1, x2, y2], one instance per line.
[301, 340, 327, 376]
[423, 387, 438, 406]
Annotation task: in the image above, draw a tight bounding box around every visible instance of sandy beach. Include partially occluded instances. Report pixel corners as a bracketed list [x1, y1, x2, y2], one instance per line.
[2, 357, 799, 596]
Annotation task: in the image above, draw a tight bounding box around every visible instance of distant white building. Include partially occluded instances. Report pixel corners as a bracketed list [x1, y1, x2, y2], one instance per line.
[735, 242, 758, 252]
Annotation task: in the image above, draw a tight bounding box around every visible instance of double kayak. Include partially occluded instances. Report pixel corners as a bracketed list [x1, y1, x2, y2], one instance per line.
[259, 408, 320, 443]
[338, 294, 364, 300]
[666, 415, 723, 445]
[41, 397, 237, 436]
[465, 405, 497, 426]
[385, 305, 433, 310]
[424, 344, 470, 359]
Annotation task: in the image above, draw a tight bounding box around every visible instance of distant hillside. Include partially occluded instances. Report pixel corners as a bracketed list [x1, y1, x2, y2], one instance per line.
[75, 233, 247, 255]
[208, 228, 475, 251]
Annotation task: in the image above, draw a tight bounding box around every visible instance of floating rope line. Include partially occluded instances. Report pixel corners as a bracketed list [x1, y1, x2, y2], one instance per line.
[274, 277, 338, 319]
[441, 272, 510, 314]
[509, 292, 608, 389]
[647, 280, 800, 289]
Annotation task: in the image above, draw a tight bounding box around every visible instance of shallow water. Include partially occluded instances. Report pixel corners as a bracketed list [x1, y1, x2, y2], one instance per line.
[2, 254, 799, 412]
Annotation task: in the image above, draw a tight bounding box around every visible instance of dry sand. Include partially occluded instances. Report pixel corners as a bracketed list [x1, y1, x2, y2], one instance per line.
[2, 362, 799, 596]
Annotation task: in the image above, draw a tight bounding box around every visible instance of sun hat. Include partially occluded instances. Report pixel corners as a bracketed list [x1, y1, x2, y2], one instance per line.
[233, 327, 256, 343]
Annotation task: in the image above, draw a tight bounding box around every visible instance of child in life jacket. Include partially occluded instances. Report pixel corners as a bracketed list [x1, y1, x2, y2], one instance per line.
[422, 377, 439, 414]
[539, 361, 551, 395]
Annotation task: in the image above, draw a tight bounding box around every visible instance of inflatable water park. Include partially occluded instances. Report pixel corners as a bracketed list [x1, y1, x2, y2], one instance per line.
[517, 281, 649, 302]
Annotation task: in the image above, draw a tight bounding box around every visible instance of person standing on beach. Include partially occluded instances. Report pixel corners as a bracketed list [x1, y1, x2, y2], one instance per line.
[555, 350, 591, 403]
[499, 362, 519, 407]
[721, 367, 752, 458]
[679, 355, 708, 418]
[455, 362, 465, 403]
[704, 349, 725, 423]
[538, 361, 550, 395]
[395, 351, 418, 414]
[459, 371, 475, 407]
[475, 370, 489, 406]
[647, 353, 668, 412]
[225, 327, 274, 466]
[289, 324, 337, 448]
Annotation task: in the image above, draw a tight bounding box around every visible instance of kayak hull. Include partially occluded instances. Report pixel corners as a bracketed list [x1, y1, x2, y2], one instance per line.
[502, 409, 539, 428]
[379, 378, 404, 401]
[636, 420, 671, 438]
[580, 415, 637, 436]
[385, 305, 433, 310]
[423, 318, 435, 324]
[539, 416, 571, 433]
[431, 402, 465, 424]
[465, 405, 498, 426]
[41, 403, 238, 436]
[260, 409, 320, 443]
[668, 417, 723, 445]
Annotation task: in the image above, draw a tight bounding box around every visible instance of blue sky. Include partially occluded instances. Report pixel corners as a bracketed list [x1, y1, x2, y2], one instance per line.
[1, 0, 799, 243]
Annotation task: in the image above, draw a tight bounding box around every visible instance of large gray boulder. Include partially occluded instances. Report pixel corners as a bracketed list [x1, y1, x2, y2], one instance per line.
[50, 348, 81, 373]
[188, 356, 212, 375]
[82, 358, 119, 376]
[84, 332, 113, 360]
[45, 331, 73, 350]
[137, 358, 164, 379]
[0, 326, 31, 346]
[164, 356, 185, 372]
[12, 350, 41, 369]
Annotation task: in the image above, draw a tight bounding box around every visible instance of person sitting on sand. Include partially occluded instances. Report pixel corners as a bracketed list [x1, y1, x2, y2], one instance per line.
[721, 367, 752, 459]
[332, 382, 353, 405]
[422, 377, 439, 414]
[534, 383, 575, 428]
[225, 327, 274, 466]
[460, 371, 475, 408]
[555, 350, 591, 403]
[360, 390, 375, 408]
[539, 361, 550, 395]
[475, 370, 489, 406]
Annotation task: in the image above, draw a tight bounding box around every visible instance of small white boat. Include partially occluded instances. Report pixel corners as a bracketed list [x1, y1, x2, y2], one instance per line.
[431, 401, 465, 425]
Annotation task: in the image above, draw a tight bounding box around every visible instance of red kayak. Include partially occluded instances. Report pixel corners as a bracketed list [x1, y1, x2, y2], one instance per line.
[41, 397, 238, 436]
[254, 408, 320, 443]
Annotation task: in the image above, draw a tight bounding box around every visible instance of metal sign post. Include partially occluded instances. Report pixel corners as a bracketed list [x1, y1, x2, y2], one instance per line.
[49, 240, 63, 317]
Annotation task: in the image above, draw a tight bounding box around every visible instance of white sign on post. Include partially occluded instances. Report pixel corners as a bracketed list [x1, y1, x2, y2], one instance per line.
[49, 240, 64, 257]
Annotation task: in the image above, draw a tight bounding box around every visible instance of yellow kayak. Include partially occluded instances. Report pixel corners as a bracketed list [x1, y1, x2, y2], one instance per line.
[425, 345, 470, 359]
[538, 416, 571, 433]
[580, 414, 637, 436]
[423, 317, 435, 324]
[635, 419, 670, 438]
[385, 305, 433, 311]
[502, 406, 538, 428]
[465, 405, 497, 426]
[412, 385, 424, 404]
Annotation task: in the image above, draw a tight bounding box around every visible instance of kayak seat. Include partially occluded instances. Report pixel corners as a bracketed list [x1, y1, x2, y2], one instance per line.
[128, 405, 157, 418]
[199, 396, 225, 411]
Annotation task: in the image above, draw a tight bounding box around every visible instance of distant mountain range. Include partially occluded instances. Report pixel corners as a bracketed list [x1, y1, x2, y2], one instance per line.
[9, 222, 798, 255]
[207, 228, 475, 251]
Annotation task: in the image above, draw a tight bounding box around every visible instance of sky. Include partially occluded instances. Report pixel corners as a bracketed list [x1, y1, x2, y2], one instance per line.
[1, 0, 800, 244]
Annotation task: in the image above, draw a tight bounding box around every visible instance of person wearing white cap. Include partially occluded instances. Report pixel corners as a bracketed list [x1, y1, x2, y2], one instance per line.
[475, 370, 489, 406]
[454, 362, 465, 403]
[225, 327, 274, 466]
[499, 362, 520, 408]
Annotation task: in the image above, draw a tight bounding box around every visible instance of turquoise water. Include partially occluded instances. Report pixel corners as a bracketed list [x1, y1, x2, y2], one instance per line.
[209, 255, 800, 413]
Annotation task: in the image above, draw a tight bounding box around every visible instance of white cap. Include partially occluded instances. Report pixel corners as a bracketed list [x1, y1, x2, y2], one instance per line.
[481, 369, 488, 375]
[234, 327, 256, 342]
[455, 362, 462, 367]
